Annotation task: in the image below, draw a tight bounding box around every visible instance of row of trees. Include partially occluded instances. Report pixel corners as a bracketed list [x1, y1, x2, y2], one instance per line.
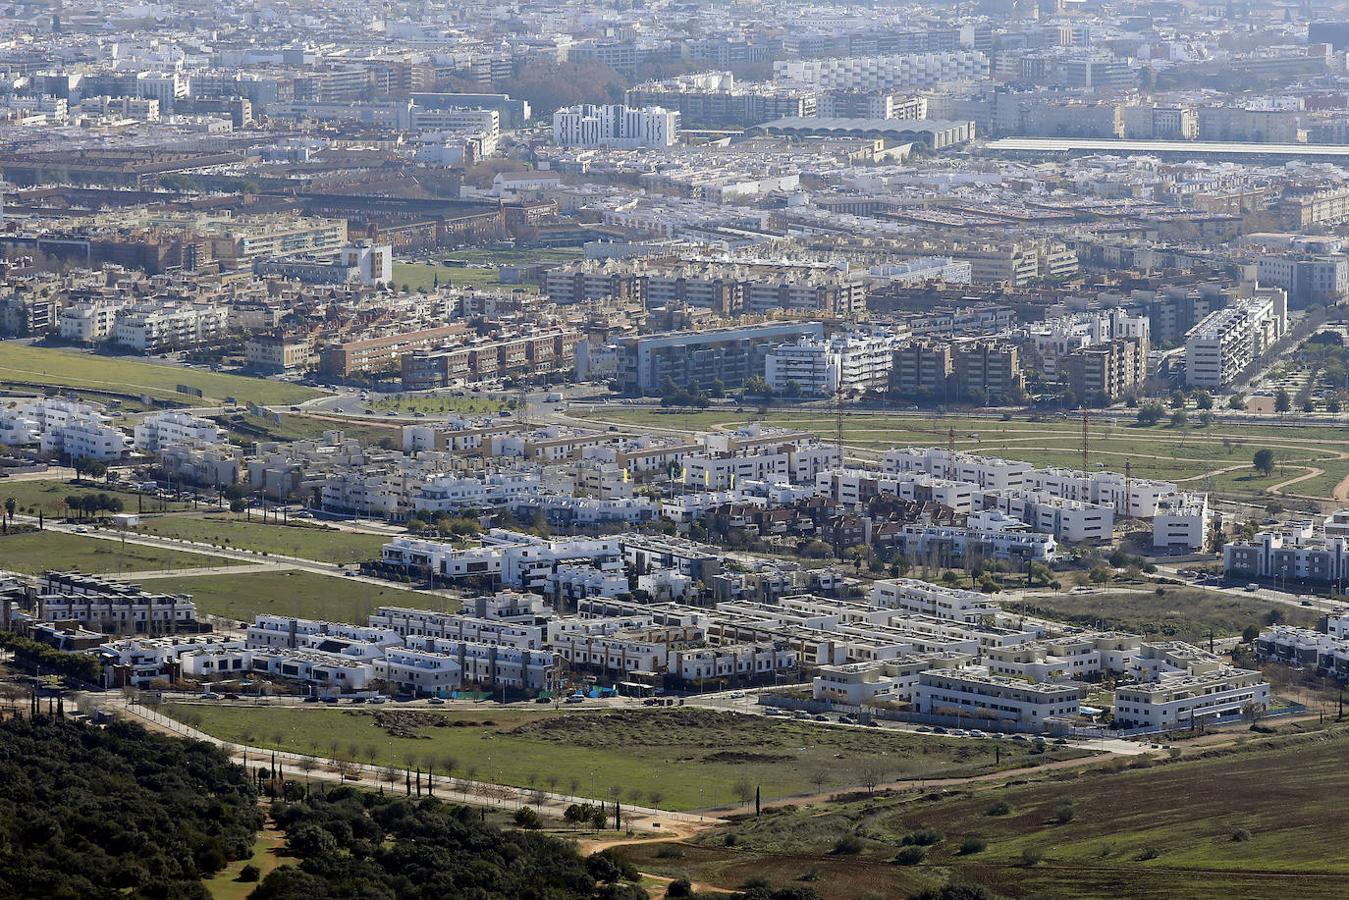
[62, 492, 124, 520]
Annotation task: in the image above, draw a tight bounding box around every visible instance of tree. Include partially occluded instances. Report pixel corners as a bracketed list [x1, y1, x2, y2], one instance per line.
[1051, 799, 1075, 824]
[1241, 624, 1261, 644]
[1253, 448, 1276, 477]
[733, 778, 755, 805]
[1228, 394, 1247, 411]
[513, 806, 542, 829]
[1168, 390, 1187, 409]
[2, 496, 13, 525]
[1169, 409, 1188, 427]
[1193, 390, 1213, 410]
[1135, 404, 1164, 426]
[1275, 390, 1291, 414]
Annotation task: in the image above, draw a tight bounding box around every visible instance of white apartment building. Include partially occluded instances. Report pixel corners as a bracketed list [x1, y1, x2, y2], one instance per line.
[1152, 492, 1210, 552]
[765, 332, 897, 396]
[113, 304, 229, 353]
[553, 104, 679, 148]
[369, 606, 547, 650]
[869, 578, 998, 623]
[774, 51, 990, 92]
[37, 591, 198, 635]
[1113, 668, 1269, 730]
[0, 397, 129, 461]
[133, 411, 226, 453]
[338, 243, 393, 286]
[403, 635, 559, 691]
[899, 522, 1058, 563]
[668, 642, 797, 683]
[59, 300, 128, 343]
[414, 472, 542, 513]
[374, 646, 462, 696]
[1184, 291, 1287, 388]
[911, 666, 1081, 728]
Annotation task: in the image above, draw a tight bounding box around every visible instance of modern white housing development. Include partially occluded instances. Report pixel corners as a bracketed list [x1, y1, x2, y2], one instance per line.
[553, 103, 679, 148]
[1183, 289, 1288, 387]
[764, 332, 900, 396]
[132, 411, 227, 452]
[1224, 521, 1349, 586]
[1112, 668, 1269, 730]
[882, 446, 1209, 550]
[911, 666, 1082, 728]
[0, 397, 128, 460]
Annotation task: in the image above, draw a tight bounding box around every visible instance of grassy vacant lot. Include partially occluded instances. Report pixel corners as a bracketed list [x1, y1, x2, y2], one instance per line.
[134, 516, 388, 565]
[164, 706, 1087, 811]
[0, 530, 234, 575]
[627, 725, 1349, 899]
[392, 262, 535, 294]
[0, 479, 187, 516]
[1007, 587, 1321, 642]
[214, 411, 401, 448]
[0, 342, 323, 405]
[573, 407, 1349, 500]
[146, 569, 448, 623]
[371, 394, 509, 415]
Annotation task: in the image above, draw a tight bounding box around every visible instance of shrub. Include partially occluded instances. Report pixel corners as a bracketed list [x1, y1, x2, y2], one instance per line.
[723, 833, 738, 847]
[1136, 847, 1161, 861]
[985, 800, 1011, 817]
[959, 836, 988, 855]
[237, 864, 261, 883]
[655, 845, 685, 859]
[1231, 828, 1251, 843]
[1051, 799, 1075, 824]
[513, 806, 541, 830]
[1022, 846, 1045, 867]
[666, 878, 693, 898]
[832, 834, 865, 855]
[893, 845, 927, 866]
[901, 828, 945, 847]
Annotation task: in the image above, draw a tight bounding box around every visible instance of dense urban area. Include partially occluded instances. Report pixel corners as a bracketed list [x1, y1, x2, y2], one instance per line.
[3, 0, 1349, 898]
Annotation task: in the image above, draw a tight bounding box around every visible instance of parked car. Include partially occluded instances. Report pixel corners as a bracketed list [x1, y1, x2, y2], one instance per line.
[426, 697, 446, 705]
[916, 726, 932, 733]
[812, 714, 829, 722]
[838, 715, 857, 725]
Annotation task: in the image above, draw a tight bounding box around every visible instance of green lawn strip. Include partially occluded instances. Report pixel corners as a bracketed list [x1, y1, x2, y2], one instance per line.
[0, 480, 190, 516]
[0, 530, 236, 574]
[134, 515, 387, 565]
[0, 342, 323, 405]
[145, 569, 450, 624]
[163, 706, 1089, 812]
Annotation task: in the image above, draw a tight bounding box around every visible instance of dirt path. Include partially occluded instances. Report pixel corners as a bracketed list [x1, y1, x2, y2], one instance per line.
[1334, 473, 1349, 502]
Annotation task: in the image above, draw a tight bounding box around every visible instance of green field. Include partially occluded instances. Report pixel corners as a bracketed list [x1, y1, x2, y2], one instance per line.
[0, 342, 324, 405]
[0, 479, 188, 516]
[0, 530, 235, 575]
[1007, 587, 1321, 643]
[133, 516, 389, 565]
[624, 725, 1349, 899]
[573, 407, 1349, 500]
[162, 706, 1089, 811]
[393, 262, 535, 294]
[145, 569, 447, 623]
